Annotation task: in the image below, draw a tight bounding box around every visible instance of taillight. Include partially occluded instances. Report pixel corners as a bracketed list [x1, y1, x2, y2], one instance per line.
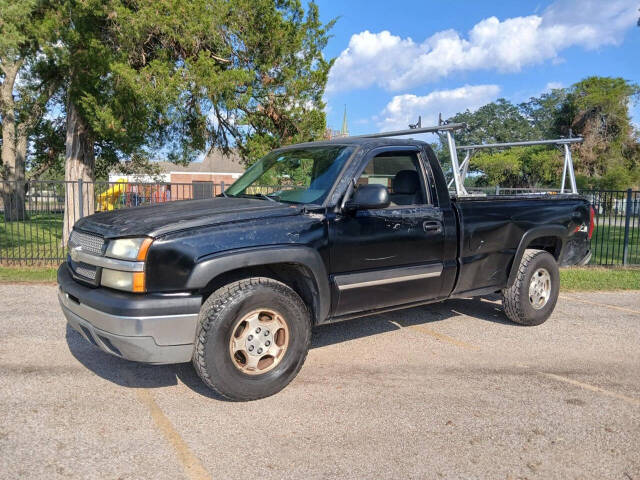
[588, 205, 595, 240]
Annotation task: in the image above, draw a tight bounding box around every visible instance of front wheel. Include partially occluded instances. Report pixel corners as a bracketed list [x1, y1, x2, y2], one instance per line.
[193, 277, 311, 401]
[502, 249, 560, 326]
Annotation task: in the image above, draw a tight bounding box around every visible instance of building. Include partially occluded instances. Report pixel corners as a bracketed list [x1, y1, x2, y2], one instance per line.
[109, 149, 245, 201]
[324, 105, 349, 140]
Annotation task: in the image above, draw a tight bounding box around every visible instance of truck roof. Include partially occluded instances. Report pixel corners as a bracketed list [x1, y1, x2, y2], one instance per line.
[277, 137, 430, 151]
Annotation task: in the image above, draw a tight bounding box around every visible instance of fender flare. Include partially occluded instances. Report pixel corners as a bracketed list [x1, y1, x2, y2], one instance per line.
[186, 245, 331, 323]
[506, 226, 567, 288]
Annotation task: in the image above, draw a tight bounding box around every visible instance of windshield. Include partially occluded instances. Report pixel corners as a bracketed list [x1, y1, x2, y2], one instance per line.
[225, 146, 355, 204]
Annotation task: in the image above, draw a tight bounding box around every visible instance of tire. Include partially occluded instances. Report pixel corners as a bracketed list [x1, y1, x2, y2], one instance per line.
[193, 277, 311, 401]
[502, 249, 560, 326]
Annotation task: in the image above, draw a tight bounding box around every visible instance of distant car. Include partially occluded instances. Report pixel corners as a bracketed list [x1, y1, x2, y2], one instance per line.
[58, 135, 593, 400]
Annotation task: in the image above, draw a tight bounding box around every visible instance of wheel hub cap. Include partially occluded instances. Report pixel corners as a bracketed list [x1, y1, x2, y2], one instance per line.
[529, 268, 551, 310]
[229, 309, 289, 375]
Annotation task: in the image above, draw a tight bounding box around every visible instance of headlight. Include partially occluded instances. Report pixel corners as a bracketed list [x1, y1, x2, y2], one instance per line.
[105, 237, 152, 261]
[101, 269, 146, 292]
[102, 237, 152, 292]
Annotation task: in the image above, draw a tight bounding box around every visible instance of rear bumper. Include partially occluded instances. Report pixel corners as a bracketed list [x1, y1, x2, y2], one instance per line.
[58, 264, 202, 364]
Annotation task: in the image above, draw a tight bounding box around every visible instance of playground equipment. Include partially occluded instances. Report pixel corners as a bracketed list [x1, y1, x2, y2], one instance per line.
[96, 179, 171, 211]
[97, 179, 127, 211]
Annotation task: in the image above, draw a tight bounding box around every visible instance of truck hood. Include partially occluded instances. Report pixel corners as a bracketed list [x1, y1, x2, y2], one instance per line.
[74, 197, 302, 238]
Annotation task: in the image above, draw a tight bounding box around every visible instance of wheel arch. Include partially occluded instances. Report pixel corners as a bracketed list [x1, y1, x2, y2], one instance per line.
[506, 227, 566, 288]
[186, 246, 331, 324]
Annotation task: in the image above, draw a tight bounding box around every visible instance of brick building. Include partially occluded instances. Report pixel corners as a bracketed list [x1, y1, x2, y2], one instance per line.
[159, 150, 245, 199]
[109, 149, 245, 201]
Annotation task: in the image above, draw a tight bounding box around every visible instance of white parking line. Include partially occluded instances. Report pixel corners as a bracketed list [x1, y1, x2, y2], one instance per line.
[559, 294, 640, 315]
[120, 368, 212, 480]
[538, 371, 640, 407]
[135, 388, 212, 480]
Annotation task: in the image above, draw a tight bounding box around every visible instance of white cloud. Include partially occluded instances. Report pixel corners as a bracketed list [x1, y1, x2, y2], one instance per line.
[545, 81, 564, 91]
[328, 0, 637, 93]
[377, 84, 501, 131]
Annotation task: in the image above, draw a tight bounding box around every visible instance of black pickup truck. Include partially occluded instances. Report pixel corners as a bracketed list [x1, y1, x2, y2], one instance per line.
[58, 135, 593, 400]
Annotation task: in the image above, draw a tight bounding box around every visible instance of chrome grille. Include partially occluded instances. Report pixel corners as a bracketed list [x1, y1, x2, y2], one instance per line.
[69, 230, 104, 256]
[74, 263, 97, 281]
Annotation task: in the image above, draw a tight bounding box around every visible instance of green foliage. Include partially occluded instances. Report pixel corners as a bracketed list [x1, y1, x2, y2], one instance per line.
[444, 77, 640, 189]
[0, 267, 59, 283]
[470, 146, 562, 188]
[0, 0, 36, 62]
[27, 117, 65, 180]
[519, 87, 570, 138]
[31, 0, 333, 177]
[566, 77, 640, 183]
[560, 268, 640, 291]
[448, 98, 535, 147]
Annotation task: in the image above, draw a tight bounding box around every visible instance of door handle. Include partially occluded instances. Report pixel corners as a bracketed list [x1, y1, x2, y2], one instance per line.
[423, 221, 442, 233]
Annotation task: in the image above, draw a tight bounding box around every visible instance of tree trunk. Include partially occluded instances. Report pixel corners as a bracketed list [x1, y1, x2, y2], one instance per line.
[0, 60, 27, 221]
[62, 101, 95, 246]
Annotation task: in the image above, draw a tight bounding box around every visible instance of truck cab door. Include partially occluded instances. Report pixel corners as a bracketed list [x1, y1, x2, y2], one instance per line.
[328, 146, 455, 317]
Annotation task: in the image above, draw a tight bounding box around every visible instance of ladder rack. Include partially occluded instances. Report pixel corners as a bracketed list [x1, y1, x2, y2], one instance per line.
[347, 122, 469, 196]
[454, 137, 584, 195]
[344, 121, 583, 196]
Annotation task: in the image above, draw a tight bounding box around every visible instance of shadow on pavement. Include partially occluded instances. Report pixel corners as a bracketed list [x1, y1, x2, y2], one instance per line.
[311, 295, 515, 348]
[66, 296, 513, 399]
[65, 325, 226, 400]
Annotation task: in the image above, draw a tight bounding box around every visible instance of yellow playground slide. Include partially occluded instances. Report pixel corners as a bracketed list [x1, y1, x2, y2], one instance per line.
[97, 179, 127, 211]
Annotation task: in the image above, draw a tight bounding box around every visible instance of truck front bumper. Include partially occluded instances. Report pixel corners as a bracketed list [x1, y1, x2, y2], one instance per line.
[58, 264, 202, 364]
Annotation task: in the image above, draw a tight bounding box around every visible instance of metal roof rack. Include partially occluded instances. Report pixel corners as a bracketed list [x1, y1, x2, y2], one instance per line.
[349, 122, 467, 139]
[348, 121, 469, 196]
[453, 136, 584, 195]
[344, 116, 583, 197]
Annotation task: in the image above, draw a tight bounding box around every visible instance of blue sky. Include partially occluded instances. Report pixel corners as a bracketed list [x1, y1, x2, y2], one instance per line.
[314, 0, 639, 136]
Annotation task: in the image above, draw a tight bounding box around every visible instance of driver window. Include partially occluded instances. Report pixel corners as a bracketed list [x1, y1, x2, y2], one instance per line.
[356, 151, 428, 206]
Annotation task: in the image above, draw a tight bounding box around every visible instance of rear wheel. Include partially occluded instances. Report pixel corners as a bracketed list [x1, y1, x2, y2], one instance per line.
[193, 277, 311, 401]
[502, 249, 559, 326]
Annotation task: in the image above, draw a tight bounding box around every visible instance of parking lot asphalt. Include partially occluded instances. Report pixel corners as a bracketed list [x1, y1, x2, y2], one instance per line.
[0, 284, 639, 480]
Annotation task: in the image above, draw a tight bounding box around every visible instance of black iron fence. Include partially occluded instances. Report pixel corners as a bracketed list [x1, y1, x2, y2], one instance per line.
[1, 180, 638, 266]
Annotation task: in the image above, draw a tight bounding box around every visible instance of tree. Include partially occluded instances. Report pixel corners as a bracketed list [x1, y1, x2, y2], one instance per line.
[57, 0, 332, 243]
[448, 98, 536, 147]
[442, 78, 640, 189]
[0, 0, 60, 220]
[441, 98, 540, 186]
[520, 87, 569, 138]
[565, 77, 640, 188]
[470, 146, 562, 188]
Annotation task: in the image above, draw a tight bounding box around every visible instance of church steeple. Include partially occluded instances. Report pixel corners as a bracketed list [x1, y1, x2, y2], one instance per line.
[340, 105, 349, 136]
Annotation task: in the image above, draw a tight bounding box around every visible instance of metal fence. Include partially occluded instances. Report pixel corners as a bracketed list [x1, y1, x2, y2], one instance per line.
[1, 180, 639, 266]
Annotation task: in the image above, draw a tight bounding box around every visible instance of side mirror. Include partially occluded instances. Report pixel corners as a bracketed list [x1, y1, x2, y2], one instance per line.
[346, 184, 390, 211]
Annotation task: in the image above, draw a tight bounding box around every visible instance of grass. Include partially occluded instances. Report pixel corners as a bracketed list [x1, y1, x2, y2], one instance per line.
[0, 266, 59, 283]
[0, 213, 66, 262]
[0, 265, 638, 293]
[590, 224, 640, 265]
[560, 267, 640, 291]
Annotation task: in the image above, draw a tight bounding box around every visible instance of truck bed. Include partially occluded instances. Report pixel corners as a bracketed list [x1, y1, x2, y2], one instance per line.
[450, 194, 590, 297]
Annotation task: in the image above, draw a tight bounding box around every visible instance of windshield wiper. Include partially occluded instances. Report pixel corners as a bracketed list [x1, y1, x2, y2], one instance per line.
[234, 193, 281, 202]
[257, 193, 279, 202]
